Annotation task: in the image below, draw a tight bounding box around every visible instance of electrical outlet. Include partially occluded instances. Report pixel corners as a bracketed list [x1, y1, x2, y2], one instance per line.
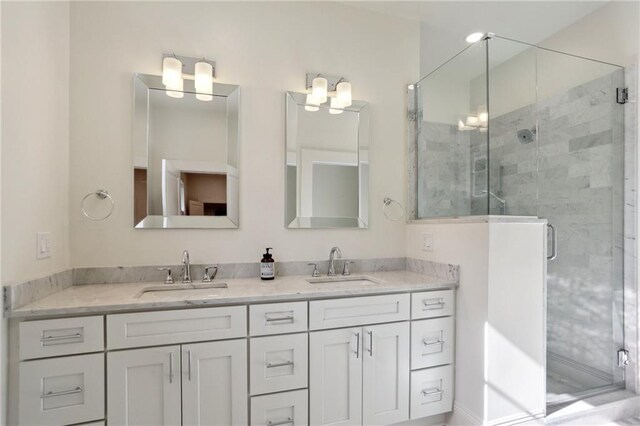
[422, 233, 434, 251]
[36, 232, 52, 259]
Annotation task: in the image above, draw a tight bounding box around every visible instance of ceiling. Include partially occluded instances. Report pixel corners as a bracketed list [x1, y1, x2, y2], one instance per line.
[344, 1, 609, 75]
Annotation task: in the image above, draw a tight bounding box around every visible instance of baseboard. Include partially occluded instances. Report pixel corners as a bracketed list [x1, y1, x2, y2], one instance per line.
[447, 402, 483, 425]
[548, 351, 612, 389]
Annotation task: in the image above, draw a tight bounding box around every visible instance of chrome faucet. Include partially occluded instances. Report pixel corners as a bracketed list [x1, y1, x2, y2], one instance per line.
[328, 247, 342, 276]
[181, 250, 192, 283]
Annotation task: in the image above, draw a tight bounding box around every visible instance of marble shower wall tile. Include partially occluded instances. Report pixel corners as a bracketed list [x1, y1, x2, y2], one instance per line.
[406, 258, 459, 281]
[4, 269, 74, 313]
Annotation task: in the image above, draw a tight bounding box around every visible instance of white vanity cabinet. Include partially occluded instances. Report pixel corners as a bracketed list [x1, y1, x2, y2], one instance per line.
[10, 288, 456, 426]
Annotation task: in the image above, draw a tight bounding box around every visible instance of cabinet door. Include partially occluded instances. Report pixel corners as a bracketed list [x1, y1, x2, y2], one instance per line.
[310, 328, 362, 426]
[182, 339, 248, 426]
[107, 346, 181, 426]
[362, 322, 410, 426]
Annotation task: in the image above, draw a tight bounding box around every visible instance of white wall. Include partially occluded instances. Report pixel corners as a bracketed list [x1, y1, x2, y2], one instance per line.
[1, 2, 70, 284]
[69, 1, 418, 267]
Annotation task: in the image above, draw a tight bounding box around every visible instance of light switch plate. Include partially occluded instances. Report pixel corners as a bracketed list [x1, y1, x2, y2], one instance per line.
[422, 233, 434, 251]
[36, 232, 52, 259]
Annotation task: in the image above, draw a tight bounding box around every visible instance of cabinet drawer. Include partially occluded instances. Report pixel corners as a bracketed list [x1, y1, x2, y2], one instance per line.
[411, 290, 454, 319]
[19, 353, 105, 426]
[309, 294, 410, 330]
[251, 389, 308, 426]
[19, 316, 104, 360]
[250, 302, 307, 336]
[250, 333, 308, 395]
[411, 317, 454, 370]
[410, 365, 453, 420]
[107, 306, 246, 349]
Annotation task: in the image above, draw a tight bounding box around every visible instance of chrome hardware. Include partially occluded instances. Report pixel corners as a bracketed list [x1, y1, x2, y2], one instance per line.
[547, 224, 558, 261]
[267, 418, 294, 426]
[187, 350, 192, 381]
[423, 338, 444, 347]
[328, 247, 342, 276]
[618, 349, 629, 367]
[41, 333, 83, 344]
[354, 331, 361, 358]
[383, 197, 405, 221]
[158, 267, 174, 284]
[169, 352, 174, 383]
[422, 388, 443, 400]
[265, 314, 295, 324]
[203, 266, 218, 283]
[308, 263, 321, 277]
[423, 298, 445, 310]
[81, 189, 114, 221]
[367, 330, 373, 356]
[41, 386, 82, 399]
[181, 250, 192, 283]
[617, 87, 629, 104]
[342, 261, 355, 276]
[266, 360, 294, 368]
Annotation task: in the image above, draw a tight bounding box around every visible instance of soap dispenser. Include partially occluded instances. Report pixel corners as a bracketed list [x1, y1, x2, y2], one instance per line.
[260, 247, 275, 281]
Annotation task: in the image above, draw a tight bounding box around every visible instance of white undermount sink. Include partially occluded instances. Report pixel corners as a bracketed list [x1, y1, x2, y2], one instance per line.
[306, 275, 381, 285]
[135, 282, 228, 298]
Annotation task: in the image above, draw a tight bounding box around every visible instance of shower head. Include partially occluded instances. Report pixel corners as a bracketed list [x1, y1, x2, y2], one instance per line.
[517, 128, 536, 144]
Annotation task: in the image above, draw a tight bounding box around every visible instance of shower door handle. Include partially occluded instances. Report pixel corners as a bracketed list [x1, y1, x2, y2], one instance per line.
[547, 224, 558, 261]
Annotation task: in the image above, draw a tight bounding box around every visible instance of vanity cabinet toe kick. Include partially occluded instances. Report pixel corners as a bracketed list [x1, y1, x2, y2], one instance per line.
[9, 288, 456, 426]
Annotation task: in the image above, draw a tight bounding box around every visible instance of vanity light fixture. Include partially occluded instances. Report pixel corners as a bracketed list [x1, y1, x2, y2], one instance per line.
[304, 73, 352, 112]
[194, 61, 214, 102]
[161, 53, 216, 101]
[465, 32, 484, 43]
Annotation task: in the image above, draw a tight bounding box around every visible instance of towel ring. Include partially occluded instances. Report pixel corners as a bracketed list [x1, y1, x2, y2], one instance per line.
[383, 197, 404, 221]
[81, 189, 114, 221]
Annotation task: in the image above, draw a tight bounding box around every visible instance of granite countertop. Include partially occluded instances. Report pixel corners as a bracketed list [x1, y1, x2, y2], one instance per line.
[9, 270, 458, 319]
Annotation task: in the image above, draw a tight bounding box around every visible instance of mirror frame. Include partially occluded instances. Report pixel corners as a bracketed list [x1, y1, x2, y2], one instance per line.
[133, 74, 240, 229]
[285, 91, 370, 229]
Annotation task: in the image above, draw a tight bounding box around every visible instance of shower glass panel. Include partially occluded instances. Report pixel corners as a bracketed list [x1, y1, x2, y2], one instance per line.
[415, 41, 488, 218]
[413, 35, 626, 406]
[536, 47, 625, 404]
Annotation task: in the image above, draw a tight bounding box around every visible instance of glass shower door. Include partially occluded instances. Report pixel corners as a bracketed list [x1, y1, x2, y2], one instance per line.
[536, 48, 625, 404]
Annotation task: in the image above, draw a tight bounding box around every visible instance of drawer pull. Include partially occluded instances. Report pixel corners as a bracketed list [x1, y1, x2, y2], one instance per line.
[422, 298, 445, 310]
[423, 338, 444, 347]
[421, 387, 443, 401]
[265, 315, 295, 324]
[266, 360, 294, 369]
[41, 386, 82, 399]
[41, 333, 83, 344]
[169, 352, 174, 383]
[268, 417, 294, 426]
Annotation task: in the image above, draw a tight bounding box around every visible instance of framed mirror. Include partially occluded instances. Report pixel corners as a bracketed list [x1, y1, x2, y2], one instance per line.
[285, 92, 369, 228]
[133, 74, 239, 228]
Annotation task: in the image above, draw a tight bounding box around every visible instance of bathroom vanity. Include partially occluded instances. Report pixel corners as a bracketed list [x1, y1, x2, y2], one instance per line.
[7, 272, 457, 426]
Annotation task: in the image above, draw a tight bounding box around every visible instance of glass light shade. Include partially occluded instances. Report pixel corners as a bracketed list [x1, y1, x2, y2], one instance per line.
[336, 81, 352, 107]
[478, 112, 488, 124]
[162, 57, 183, 87]
[305, 94, 319, 112]
[194, 61, 213, 94]
[312, 77, 328, 103]
[465, 32, 484, 43]
[329, 97, 343, 114]
[196, 94, 213, 102]
[166, 78, 184, 98]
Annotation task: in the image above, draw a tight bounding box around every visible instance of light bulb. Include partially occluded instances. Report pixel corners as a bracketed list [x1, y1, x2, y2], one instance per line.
[336, 81, 352, 107]
[166, 78, 184, 99]
[465, 32, 484, 43]
[305, 94, 319, 112]
[194, 61, 213, 94]
[478, 112, 488, 124]
[465, 116, 479, 126]
[312, 77, 328, 103]
[162, 57, 183, 88]
[329, 97, 344, 114]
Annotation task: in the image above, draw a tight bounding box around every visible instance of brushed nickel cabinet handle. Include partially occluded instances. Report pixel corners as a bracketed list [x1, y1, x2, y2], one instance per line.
[41, 386, 82, 398]
[41, 333, 83, 344]
[266, 360, 294, 369]
[169, 352, 174, 383]
[267, 418, 294, 426]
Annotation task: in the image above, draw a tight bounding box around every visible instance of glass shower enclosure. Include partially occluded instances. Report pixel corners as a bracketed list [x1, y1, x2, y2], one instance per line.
[411, 34, 625, 407]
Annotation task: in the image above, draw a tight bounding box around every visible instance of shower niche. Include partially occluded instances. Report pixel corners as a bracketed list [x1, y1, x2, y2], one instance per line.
[409, 34, 626, 407]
